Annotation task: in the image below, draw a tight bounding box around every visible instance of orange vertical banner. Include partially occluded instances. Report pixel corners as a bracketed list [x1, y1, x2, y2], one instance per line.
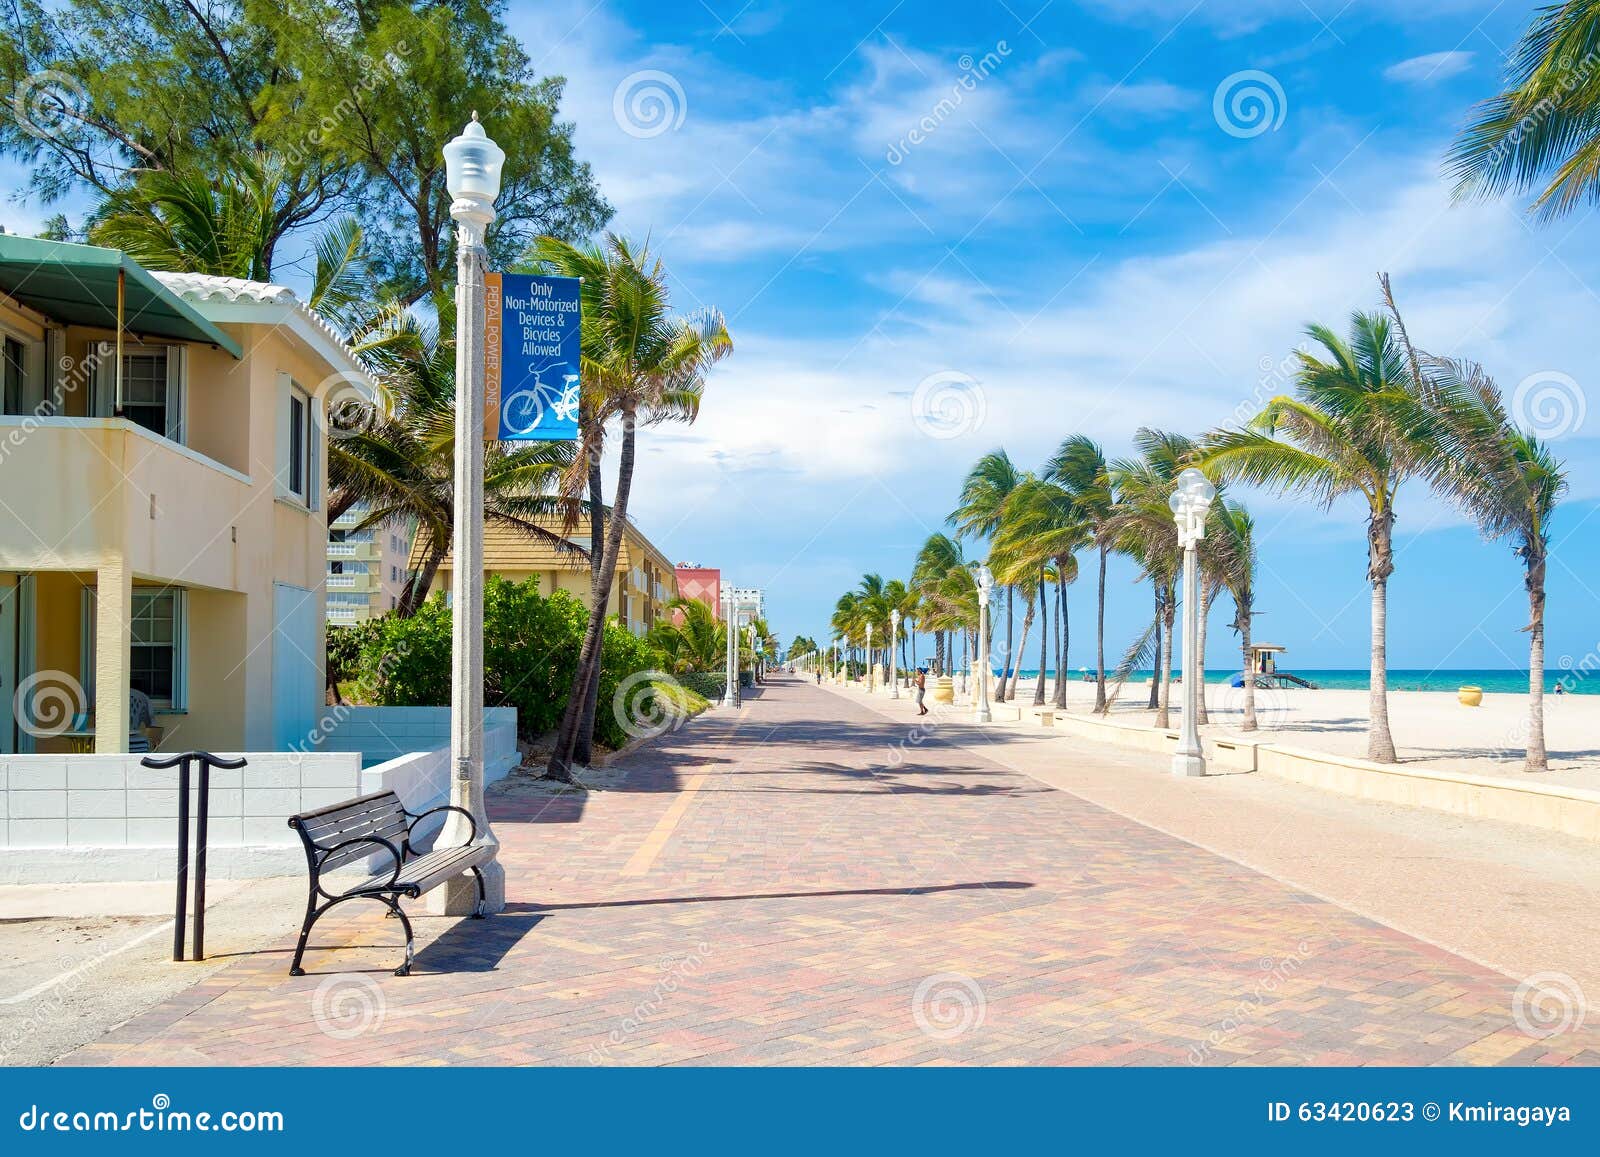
[483, 271, 503, 442]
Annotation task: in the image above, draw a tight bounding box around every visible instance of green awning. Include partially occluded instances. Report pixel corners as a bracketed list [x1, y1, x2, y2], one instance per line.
[0, 235, 242, 359]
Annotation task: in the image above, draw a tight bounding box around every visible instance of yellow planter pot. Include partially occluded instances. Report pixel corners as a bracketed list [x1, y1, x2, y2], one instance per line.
[932, 675, 955, 705]
[1458, 686, 1483, 707]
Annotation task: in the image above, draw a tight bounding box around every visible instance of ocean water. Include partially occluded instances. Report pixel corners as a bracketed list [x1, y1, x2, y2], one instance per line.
[996, 669, 1595, 695]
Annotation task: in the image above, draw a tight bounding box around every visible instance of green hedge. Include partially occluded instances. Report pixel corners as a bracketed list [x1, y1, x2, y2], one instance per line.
[349, 577, 687, 748]
[676, 671, 726, 700]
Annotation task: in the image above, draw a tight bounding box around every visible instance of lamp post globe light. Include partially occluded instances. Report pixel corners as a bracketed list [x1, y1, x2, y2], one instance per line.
[890, 608, 901, 698]
[1169, 467, 1217, 777]
[433, 114, 508, 916]
[971, 561, 994, 723]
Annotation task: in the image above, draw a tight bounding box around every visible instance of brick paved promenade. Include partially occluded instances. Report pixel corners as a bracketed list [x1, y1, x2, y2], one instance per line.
[64, 678, 1600, 1066]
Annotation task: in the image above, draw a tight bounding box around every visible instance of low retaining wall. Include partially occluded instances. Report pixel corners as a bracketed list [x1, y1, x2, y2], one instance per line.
[828, 680, 1600, 840]
[0, 711, 521, 883]
[1039, 706, 1600, 839]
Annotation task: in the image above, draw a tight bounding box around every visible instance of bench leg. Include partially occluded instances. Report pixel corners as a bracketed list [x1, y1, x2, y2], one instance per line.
[288, 895, 320, 977]
[471, 866, 487, 919]
[382, 897, 415, 976]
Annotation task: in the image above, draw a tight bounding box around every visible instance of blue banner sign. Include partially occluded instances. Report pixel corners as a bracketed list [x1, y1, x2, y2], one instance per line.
[483, 272, 581, 440]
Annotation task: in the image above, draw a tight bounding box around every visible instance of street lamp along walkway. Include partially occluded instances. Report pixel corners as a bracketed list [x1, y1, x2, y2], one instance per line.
[1169, 467, 1216, 778]
[434, 112, 508, 915]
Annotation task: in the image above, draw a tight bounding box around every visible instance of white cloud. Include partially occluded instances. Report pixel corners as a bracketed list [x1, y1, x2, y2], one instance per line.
[1384, 51, 1475, 85]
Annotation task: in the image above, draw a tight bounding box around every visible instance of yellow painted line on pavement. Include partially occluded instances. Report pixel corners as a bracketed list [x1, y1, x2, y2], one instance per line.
[621, 771, 708, 877]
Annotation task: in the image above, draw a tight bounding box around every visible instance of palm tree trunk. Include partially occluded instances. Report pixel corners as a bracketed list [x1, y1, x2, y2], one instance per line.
[1157, 582, 1176, 729]
[573, 439, 607, 766]
[1367, 512, 1398, 763]
[1094, 546, 1108, 712]
[1001, 586, 1014, 701]
[1526, 553, 1548, 772]
[1147, 584, 1162, 710]
[1010, 594, 1035, 704]
[1049, 566, 1062, 707]
[1033, 567, 1048, 705]
[549, 412, 637, 780]
[398, 535, 445, 618]
[1195, 587, 1213, 725]
[1239, 596, 1258, 732]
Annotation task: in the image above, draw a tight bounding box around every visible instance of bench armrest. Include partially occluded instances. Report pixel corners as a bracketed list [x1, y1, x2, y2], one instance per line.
[404, 804, 477, 851]
[314, 835, 403, 900]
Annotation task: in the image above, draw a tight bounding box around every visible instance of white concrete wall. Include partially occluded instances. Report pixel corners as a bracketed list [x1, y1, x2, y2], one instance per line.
[0, 707, 520, 883]
[313, 705, 517, 767]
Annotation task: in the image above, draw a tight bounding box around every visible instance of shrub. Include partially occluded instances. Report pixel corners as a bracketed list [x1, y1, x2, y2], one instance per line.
[357, 594, 452, 707]
[483, 578, 586, 738]
[593, 620, 672, 749]
[350, 577, 678, 749]
[677, 671, 725, 700]
[327, 616, 383, 700]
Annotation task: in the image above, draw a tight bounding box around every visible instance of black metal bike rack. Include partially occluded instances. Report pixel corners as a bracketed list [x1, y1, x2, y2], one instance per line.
[142, 751, 248, 962]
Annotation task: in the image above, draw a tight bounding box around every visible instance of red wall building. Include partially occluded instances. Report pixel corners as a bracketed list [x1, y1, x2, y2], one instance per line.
[674, 564, 721, 619]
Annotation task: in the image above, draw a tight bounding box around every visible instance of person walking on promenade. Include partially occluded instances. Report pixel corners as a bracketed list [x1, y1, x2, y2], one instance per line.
[914, 668, 928, 716]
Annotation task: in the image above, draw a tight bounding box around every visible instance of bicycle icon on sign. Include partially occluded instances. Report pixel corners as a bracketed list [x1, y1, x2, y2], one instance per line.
[502, 369, 580, 436]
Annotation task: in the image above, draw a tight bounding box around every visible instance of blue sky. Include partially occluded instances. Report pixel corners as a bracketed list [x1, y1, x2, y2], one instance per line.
[9, 1, 1597, 671]
[496, 0, 1598, 672]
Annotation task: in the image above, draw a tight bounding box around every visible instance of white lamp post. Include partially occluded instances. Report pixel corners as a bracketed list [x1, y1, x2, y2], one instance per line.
[1169, 467, 1217, 777]
[890, 608, 901, 698]
[435, 114, 507, 916]
[972, 561, 994, 722]
[865, 621, 874, 692]
[723, 588, 738, 708]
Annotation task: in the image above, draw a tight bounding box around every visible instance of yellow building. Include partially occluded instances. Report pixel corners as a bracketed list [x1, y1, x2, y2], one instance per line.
[0, 238, 371, 755]
[418, 515, 679, 636]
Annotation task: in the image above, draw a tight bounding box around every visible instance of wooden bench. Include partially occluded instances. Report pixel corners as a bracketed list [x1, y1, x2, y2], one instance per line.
[286, 791, 492, 976]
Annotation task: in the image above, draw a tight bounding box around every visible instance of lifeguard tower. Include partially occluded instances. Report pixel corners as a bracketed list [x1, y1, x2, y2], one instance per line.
[1236, 643, 1317, 689]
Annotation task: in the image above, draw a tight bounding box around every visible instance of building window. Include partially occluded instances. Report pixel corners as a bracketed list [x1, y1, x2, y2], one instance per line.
[80, 587, 187, 710]
[122, 349, 169, 437]
[130, 590, 180, 703]
[279, 375, 317, 508]
[390, 565, 398, 582]
[3, 336, 24, 415]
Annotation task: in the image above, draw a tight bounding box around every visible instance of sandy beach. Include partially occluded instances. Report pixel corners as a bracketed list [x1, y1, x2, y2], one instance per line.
[965, 676, 1600, 791]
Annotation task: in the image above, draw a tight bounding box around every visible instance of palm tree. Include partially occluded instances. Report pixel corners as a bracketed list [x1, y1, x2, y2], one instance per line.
[912, 533, 969, 676]
[1410, 360, 1568, 771]
[1447, 1, 1600, 221]
[950, 450, 1025, 700]
[989, 546, 1042, 705]
[1204, 312, 1435, 763]
[1108, 431, 1192, 728]
[1211, 500, 1260, 731]
[541, 235, 733, 781]
[327, 299, 577, 616]
[647, 598, 726, 674]
[87, 159, 281, 279]
[993, 478, 1089, 708]
[887, 578, 919, 677]
[1046, 436, 1115, 711]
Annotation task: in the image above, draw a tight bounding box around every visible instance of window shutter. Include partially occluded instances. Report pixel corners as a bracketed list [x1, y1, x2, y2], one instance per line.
[172, 588, 188, 711]
[42, 329, 63, 413]
[275, 372, 293, 498]
[165, 345, 186, 443]
[90, 342, 114, 417]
